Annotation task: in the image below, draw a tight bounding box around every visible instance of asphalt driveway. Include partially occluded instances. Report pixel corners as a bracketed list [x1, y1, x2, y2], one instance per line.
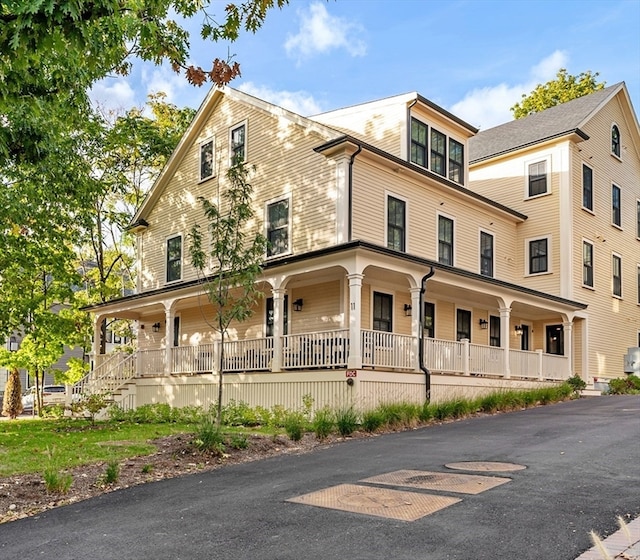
[1, 395, 639, 559]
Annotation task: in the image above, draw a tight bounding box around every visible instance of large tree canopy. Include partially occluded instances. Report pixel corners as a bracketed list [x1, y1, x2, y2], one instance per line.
[511, 69, 606, 119]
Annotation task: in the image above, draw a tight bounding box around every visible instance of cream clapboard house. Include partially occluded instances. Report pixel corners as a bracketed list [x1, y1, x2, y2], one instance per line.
[81, 85, 630, 412]
[469, 83, 640, 387]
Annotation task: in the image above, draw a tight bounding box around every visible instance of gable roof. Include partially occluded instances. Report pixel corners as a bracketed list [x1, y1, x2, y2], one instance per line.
[469, 83, 626, 163]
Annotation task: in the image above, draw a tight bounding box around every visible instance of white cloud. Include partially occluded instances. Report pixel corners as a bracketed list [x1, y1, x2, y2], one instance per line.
[450, 51, 569, 130]
[238, 82, 323, 116]
[89, 79, 137, 115]
[285, 2, 366, 63]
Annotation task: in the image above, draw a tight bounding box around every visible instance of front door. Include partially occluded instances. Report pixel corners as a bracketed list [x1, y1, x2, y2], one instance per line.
[546, 324, 564, 355]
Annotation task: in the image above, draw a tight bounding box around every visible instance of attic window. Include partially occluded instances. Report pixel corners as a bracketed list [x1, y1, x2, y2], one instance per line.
[200, 138, 214, 181]
[230, 122, 246, 164]
[611, 124, 621, 157]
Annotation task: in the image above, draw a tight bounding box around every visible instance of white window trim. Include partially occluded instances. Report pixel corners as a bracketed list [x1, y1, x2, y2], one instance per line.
[265, 193, 292, 259]
[611, 183, 622, 230]
[478, 228, 495, 278]
[612, 251, 623, 299]
[165, 233, 183, 284]
[581, 161, 595, 214]
[436, 212, 456, 267]
[524, 154, 552, 200]
[385, 191, 409, 252]
[525, 234, 552, 277]
[581, 238, 595, 290]
[199, 136, 215, 182]
[229, 120, 248, 165]
[611, 122, 622, 161]
[370, 287, 395, 332]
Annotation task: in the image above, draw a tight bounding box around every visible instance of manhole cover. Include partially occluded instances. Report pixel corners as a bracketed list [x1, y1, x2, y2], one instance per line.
[445, 461, 527, 472]
[361, 470, 511, 494]
[287, 484, 460, 521]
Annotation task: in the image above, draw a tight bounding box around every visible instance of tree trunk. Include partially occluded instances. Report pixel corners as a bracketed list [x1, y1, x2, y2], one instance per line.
[2, 367, 23, 419]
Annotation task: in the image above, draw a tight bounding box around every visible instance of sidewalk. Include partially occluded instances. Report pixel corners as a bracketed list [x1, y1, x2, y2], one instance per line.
[575, 516, 640, 560]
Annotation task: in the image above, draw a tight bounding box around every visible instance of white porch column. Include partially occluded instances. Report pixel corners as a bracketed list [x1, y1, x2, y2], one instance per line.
[499, 306, 512, 379]
[347, 273, 364, 369]
[164, 305, 174, 376]
[410, 287, 422, 372]
[271, 287, 286, 371]
[92, 314, 103, 360]
[563, 320, 574, 377]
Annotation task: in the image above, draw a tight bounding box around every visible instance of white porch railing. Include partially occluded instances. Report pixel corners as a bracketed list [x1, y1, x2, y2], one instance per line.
[137, 349, 165, 375]
[469, 343, 505, 376]
[283, 329, 349, 369]
[509, 349, 541, 379]
[361, 329, 414, 369]
[424, 338, 465, 373]
[541, 354, 569, 380]
[74, 352, 137, 397]
[172, 343, 216, 374]
[223, 337, 274, 372]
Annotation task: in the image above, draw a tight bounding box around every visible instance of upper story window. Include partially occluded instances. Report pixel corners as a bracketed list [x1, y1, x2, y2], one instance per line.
[410, 118, 427, 167]
[583, 240, 594, 288]
[611, 124, 621, 157]
[200, 138, 214, 181]
[166, 235, 182, 283]
[266, 197, 290, 257]
[612, 253, 622, 298]
[636, 265, 640, 306]
[636, 199, 640, 238]
[480, 231, 494, 277]
[527, 160, 548, 197]
[424, 302, 435, 338]
[528, 237, 549, 274]
[438, 215, 454, 266]
[387, 195, 406, 252]
[456, 308, 471, 341]
[373, 291, 393, 332]
[230, 122, 246, 164]
[612, 184, 621, 227]
[430, 128, 446, 177]
[489, 316, 500, 347]
[582, 164, 593, 211]
[449, 139, 464, 185]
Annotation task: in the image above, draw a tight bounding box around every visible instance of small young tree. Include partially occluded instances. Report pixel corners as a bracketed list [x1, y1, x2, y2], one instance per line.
[1, 365, 23, 419]
[189, 161, 267, 428]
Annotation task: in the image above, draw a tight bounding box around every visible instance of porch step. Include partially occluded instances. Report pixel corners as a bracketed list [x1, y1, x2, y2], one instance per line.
[580, 388, 602, 397]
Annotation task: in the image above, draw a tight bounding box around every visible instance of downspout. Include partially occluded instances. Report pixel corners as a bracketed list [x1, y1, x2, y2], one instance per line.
[347, 144, 362, 241]
[419, 267, 435, 401]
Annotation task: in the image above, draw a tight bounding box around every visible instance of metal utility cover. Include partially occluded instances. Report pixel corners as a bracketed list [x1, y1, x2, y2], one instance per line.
[445, 461, 527, 472]
[361, 470, 511, 495]
[287, 483, 461, 521]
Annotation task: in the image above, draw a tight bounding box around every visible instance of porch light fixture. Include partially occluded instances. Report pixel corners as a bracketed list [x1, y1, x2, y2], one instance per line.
[479, 318, 488, 329]
[152, 322, 161, 333]
[9, 336, 18, 352]
[403, 303, 412, 317]
[293, 298, 304, 312]
[515, 325, 524, 336]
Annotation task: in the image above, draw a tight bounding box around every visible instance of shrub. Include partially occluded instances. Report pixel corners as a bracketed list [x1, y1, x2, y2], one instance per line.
[141, 464, 154, 474]
[222, 400, 259, 426]
[478, 393, 501, 413]
[284, 411, 306, 441]
[43, 469, 73, 494]
[193, 414, 226, 455]
[361, 409, 385, 433]
[40, 404, 65, 419]
[335, 407, 358, 437]
[102, 461, 120, 485]
[419, 402, 435, 422]
[312, 407, 334, 439]
[378, 402, 421, 429]
[228, 434, 249, 449]
[608, 375, 640, 395]
[567, 375, 587, 396]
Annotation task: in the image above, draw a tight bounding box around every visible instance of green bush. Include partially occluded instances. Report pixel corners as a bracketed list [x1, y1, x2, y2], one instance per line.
[378, 402, 421, 429]
[40, 404, 66, 419]
[361, 409, 385, 433]
[43, 468, 73, 493]
[109, 403, 203, 424]
[567, 374, 587, 396]
[419, 402, 435, 422]
[283, 411, 306, 441]
[102, 461, 120, 485]
[193, 414, 226, 455]
[608, 375, 640, 394]
[478, 393, 502, 413]
[335, 407, 359, 437]
[228, 434, 249, 449]
[222, 400, 260, 426]
[312, 407, 334, 439]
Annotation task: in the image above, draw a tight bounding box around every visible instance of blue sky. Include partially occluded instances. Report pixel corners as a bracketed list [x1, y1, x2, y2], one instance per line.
[91, 0, 640, 130]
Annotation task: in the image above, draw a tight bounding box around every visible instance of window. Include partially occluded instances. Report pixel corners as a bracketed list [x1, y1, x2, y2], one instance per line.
[637, 265, 640, 305]
[373, 292, 393, 332]
[583, 240, 594, 288]
[449, 139, 464, 185]
[456, 309, 471, 341]
[430, 128, 446, 177]
[546, 324, 564, 355]
[410, 118, 427, 167]
[636, 200, 640, 238]
[166, 235, 182, 282]
[438, 215, 454, 266]
[173, 316, 180, 347]
[266, 296, 288, 337]
[266, 198, 290, 257]
[480, 231, 494, 277]
[528, 160, 547, 197]
[611, 124, 620, 157]
[424, 302, 435, 338]
[200, 138, 214, 181]
[612, 184, 621, 227]
[582, 164, 593, 211]
[230, 123, 246, 164]
[387, 195, 406, 251]
[489, 316, 500, 347]
[613, 253, 622, 297]
[528, 238, 548, 274]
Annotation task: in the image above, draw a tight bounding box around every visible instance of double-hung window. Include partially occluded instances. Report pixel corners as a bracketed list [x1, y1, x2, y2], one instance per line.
[430, 128, 446, 177]
[166, 235, 182, 283]
[612, 184, 621, 227]
[438, 215, 454, 266]
[410, 118, 427, 167]
[449, 139, 464, 185]
[529, 238, 548, 274]
[230, 123, 246, 164]
[611, 124, 621, 157]
[423, 302, 435, 338]
[456, 309, 471, 341]
[528, 160, 547, 197]
[480, 231, 494, 277]
[612, 253, 622, 298]
[637, 200, 640, 238]
[200, 138, 214, 181]
[582, 164, 593, 211]
[387, 195, 406, 252]
[373, 292, 393, 332]
[489, 316, 500, 347]
[637, 265, 640, 305]
[583, 240, 594, 288]
[266, 198, 290, 257]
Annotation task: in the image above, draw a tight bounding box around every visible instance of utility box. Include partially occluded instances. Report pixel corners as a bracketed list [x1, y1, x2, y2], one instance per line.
[623, 347, 640, 374]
